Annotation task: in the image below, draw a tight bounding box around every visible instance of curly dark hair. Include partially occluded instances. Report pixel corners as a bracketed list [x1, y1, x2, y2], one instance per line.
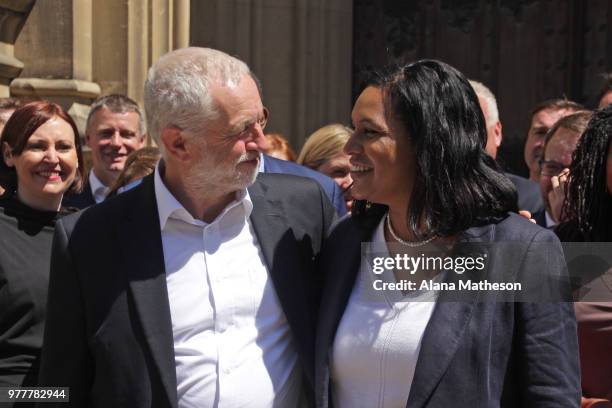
[352, 60, 517, 238]
[562, 105, 612, 241]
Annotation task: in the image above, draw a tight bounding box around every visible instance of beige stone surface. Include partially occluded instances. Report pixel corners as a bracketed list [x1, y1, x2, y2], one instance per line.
[67, 101, 91, 139]
[0, 1, 36, 95]
[14, 0, 73, 78]
[92, 0, 128, 95]
[0, 48, 23, 78]
[190, 0, 353, 150]
[10, 77, 101, 98]
[73, 0, 92, 81]
[7, 0, 354, 154]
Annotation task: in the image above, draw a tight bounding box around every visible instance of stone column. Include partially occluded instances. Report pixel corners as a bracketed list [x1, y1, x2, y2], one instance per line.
[11, 0, 101, 137]
[190, 0, 353, 150]
[12, 0, 190, 141]
[0, 0, 36, 97]
[122, 0, 190, 103]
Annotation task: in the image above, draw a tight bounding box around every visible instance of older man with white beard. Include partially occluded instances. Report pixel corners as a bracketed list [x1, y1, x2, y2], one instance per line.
[39, 47, 336, 408]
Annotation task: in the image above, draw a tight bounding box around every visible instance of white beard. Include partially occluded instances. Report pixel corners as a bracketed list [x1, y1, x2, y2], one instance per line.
[183, 150, 259, 199]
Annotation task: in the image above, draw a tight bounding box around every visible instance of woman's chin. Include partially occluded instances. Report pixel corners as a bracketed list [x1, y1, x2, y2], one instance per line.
[39, 184, 70, 198]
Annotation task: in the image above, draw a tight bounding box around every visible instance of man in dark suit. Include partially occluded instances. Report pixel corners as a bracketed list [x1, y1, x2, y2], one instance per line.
[469, 80, 544, 214]
[262, 153, 347, 216]
[62, 94, 146, 209]
[39, 47, 335, 407]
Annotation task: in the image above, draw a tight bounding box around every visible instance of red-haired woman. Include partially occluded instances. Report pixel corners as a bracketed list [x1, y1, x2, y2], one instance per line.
[0, 101, 84, 387]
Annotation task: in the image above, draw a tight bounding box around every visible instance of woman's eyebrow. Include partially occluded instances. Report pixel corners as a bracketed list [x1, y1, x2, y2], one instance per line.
[356, 118, 386, 130]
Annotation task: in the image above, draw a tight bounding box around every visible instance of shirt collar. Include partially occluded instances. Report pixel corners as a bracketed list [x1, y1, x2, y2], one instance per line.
[258, 152, 265, 173]
[154, 162, 253, 231]
[545, 210, 558, 228]
[89, 170, 109, 203]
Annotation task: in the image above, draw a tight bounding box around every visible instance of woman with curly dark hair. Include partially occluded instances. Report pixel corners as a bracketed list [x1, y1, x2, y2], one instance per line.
[555, 106, 612, 406]
[557, 106, 612, 242]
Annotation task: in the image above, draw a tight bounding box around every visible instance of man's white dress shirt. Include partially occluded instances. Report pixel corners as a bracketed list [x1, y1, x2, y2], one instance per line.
[545, 210, 558, 229]
[89, 171, 109, 203]
[154, 165, 303, 408]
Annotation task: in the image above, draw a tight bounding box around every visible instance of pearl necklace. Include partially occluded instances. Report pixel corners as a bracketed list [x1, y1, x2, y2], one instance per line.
[385, 213, 436, 247]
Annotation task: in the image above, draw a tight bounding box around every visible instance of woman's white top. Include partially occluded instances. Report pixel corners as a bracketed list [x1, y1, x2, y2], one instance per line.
[331, 216, 438, 408]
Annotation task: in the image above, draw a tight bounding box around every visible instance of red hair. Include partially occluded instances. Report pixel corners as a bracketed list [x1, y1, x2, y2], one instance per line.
[264, 133, 296, 161]
[0, 101, 84, 193]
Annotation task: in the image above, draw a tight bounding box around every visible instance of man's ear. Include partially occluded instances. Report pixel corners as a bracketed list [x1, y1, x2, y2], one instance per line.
[137, 133, 147, 149]
[2, 142, 14, 167]
[494, 121, 503, 147]
[160, 127, 190, 161]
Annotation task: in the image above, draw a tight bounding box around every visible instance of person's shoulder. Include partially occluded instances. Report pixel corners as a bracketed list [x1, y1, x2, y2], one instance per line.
[255, 171, 324, 194]
[504, 172, 544, 213]
[491, 212, 560, 243]
[329, 213, 356, 234]
[505, 172, 532, 186]
[62, 177, 150, 236]
[328, 211, 378, 241]
[61, 181, 95, 210]
[263, 155, 336, 188]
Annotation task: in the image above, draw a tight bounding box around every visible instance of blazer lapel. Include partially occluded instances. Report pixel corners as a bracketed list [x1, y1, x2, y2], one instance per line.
[118, 176, 178, 408]
[406, 223, 495, 408]
[315, 218, 371, 407]
[247, 179, 316, 381]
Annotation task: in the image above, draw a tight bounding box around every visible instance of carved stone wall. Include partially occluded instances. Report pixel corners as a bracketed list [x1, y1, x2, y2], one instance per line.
[353, 0, 611, 176]
[11, 0, 189, 141]
[191, 0, 353, 150]
[0, 0, 36, 97]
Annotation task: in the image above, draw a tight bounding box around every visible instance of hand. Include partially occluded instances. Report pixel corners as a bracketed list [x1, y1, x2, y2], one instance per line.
[581, 396, 611, 408]
[549, 168, 570, 223]
[518, 210, 536, 224]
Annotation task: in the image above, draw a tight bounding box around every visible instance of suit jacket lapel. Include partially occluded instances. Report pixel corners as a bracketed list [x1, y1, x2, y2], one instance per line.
[315, 218, 371, 406]
[80, 171, 96, 207]
[118, 176, 178, 408]
[248, 179, 317, 383]
[406, 223, 495, 408]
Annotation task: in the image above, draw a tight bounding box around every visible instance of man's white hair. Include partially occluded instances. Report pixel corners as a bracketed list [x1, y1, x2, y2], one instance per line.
[144, 47, 250, 152]
[469, 80, 499, 128]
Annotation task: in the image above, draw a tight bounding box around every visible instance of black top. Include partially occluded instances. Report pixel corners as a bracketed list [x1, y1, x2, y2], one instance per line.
[0, 193, 70, 387]
[505, 172, 544, 214]
[61, 178, 95, 209]
[555, 220, 586, 242]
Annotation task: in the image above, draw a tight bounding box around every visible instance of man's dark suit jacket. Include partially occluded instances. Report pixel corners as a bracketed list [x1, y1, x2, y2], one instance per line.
[532, 209, 554, 229]
[62, 177, 95, 209]
[315, 212, 580, 408]
[505, 172, 544, 214]
[38, 173, 336, 408]
[263, 154, 347, 216]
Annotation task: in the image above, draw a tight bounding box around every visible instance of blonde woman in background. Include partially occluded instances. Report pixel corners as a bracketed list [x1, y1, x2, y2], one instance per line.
[298, 124, 354, 212]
